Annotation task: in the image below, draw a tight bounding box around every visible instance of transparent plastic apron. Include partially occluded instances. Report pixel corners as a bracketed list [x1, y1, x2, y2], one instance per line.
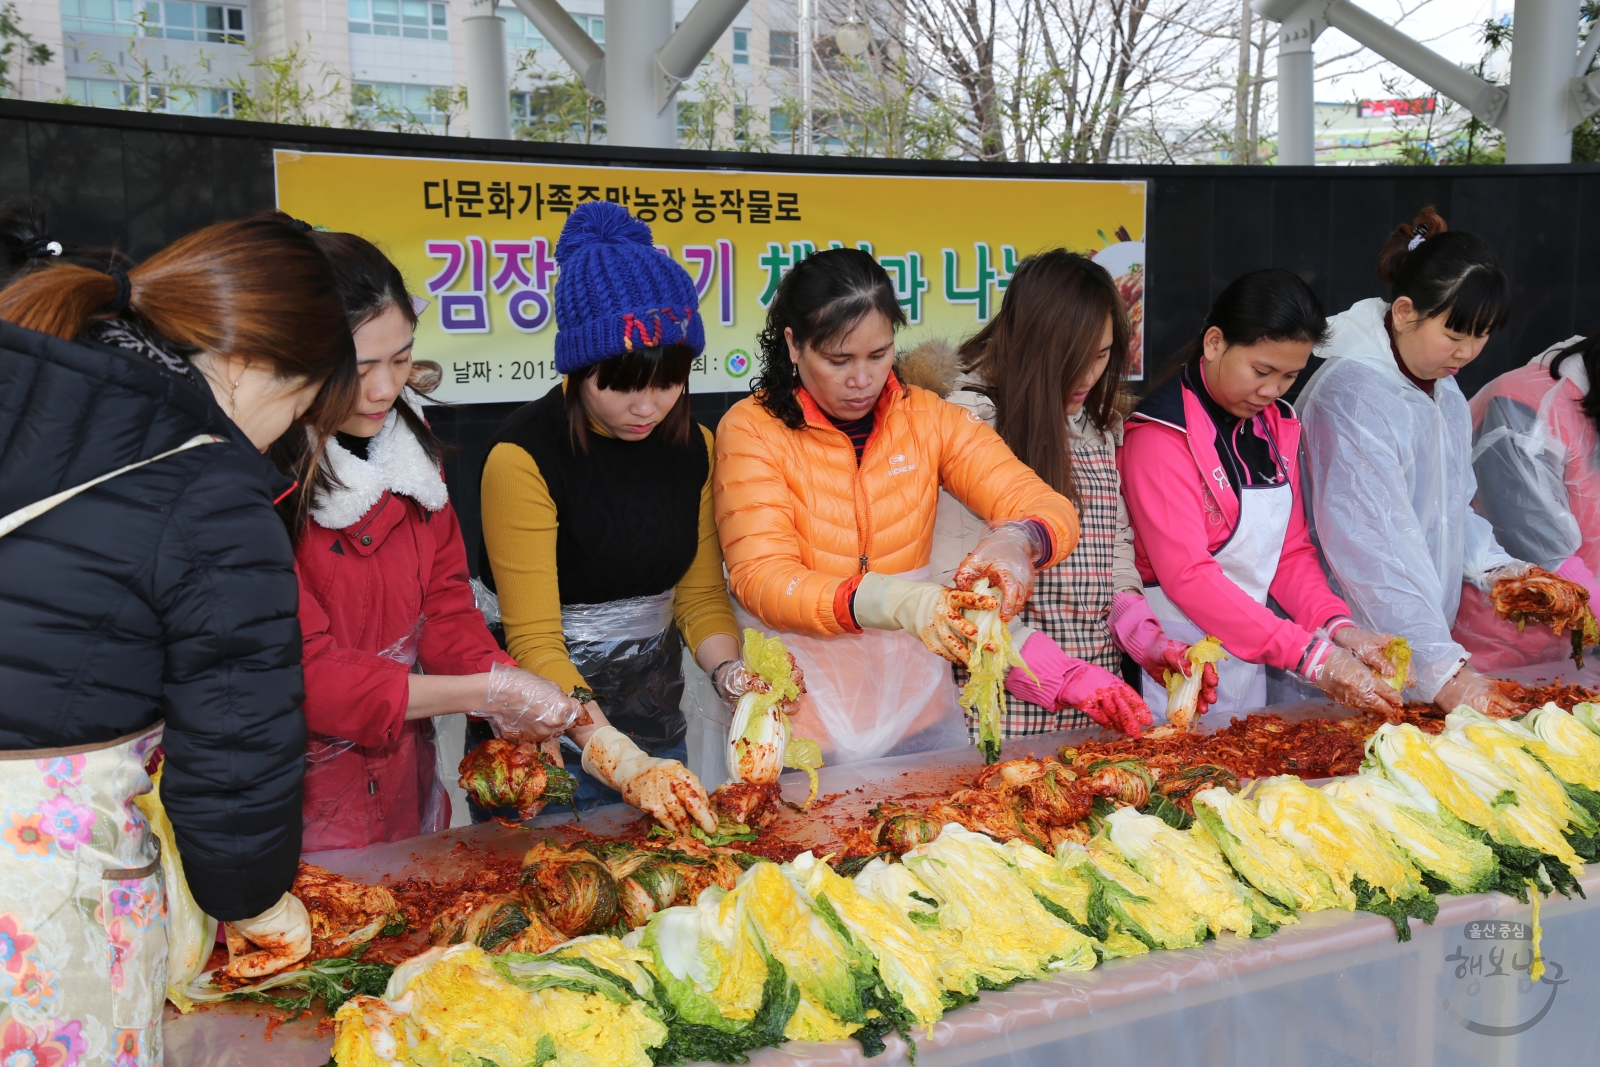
[1144, 481, 1294, 726]
[562, 591, 685, 750]
[733, 567, 968, 766]
[0, 432, 218, 1067]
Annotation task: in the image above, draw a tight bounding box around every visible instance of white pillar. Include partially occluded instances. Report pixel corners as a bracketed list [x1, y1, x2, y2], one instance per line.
[1504, 0, 1580, 163]
[1276, 15, 1317, 165]
[464, 0, 513, 139]
[605, 0, 678, 148]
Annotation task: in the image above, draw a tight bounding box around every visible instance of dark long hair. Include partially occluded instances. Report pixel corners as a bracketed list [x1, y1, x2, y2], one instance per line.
[1168, 268, 1330, 376]
[565, 345, 696, 452]
[1377, 205, 1510, 336]
[753, 248, 906, 430]
[269, 230, 444, 535]
[0, 211, 359, 535]
[1552, 334, 1600, 436]
[0, 195, 132, 289]
[959, 249, 1128, 505]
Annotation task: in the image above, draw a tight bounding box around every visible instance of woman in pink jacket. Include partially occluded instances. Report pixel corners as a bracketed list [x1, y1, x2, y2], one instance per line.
[1119, 270, 1402, 723]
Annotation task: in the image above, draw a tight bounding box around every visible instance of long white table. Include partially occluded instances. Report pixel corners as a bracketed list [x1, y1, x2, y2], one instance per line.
[165, 661, 1600, 1067]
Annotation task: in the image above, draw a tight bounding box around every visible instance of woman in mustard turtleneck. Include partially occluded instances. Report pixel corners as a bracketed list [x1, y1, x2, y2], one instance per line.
[476, 201, 742, 825]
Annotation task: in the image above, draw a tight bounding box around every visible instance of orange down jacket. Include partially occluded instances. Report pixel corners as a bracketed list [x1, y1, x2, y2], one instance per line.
[714, 373, 1080, 635]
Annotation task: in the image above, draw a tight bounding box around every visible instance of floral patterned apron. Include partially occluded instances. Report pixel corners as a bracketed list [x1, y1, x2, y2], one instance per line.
[0, 432, 218, 1066]
[0, 727, 168, 1067]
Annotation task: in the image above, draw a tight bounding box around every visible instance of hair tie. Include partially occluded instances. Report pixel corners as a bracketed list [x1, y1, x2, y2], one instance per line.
[286, 217, 313, 233]
[1407, 224, 1429, 252]
[105, 266, 132, 313]
[22, 235, 63, 259]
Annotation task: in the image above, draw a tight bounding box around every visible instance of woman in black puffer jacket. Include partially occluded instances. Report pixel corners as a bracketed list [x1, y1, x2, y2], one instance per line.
[0, 213, 355, 1065]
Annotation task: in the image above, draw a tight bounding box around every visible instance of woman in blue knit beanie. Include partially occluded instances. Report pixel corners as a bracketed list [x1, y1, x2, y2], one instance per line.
[476, 201, 744, 833]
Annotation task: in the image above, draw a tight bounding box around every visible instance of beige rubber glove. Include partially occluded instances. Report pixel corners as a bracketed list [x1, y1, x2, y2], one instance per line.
[223, 892, 312, 979]
[581, 725, 717, 834]
[851, 572, 998, 664]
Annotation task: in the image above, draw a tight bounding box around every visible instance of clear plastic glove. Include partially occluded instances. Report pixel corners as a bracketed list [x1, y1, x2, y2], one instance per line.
[1330, 624, 1403, 677]
[1303, 643, 1401, 716]
[1486, 561, 1535, 583]
[223, 893, 312, 979]
[476, 662, 582, 742]
[953, 521, 1047, 620]
[710, 659, 758, 704]
[1107, 592, 1191, 684]
[1433, 663, 1518, 718]
[1005, 632, 1152, 737]
[852, 572, 998, 664]
[581, 725, 717, 833]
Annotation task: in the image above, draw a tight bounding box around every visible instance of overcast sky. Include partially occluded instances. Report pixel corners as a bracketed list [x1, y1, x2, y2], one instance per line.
[1314, 0, 1518, 101]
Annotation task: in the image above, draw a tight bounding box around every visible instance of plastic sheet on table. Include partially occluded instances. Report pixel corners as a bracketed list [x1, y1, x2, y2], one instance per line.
[165, 688, 1600, 1067]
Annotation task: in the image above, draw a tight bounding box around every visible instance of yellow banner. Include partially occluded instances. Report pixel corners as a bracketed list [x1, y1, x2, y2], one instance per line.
[274, 150, 1147, 403]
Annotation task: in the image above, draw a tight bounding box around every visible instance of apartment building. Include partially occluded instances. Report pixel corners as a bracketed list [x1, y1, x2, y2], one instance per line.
[6, 0, 815, 142]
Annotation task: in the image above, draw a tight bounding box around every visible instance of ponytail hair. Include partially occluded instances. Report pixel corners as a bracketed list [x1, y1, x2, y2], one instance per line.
[0, 195, 132, 289]
[1551, 334, 1600, 438]
[1166, 268, 1329, 376]
[754, 248, 906, 430]
[1376, 205, 1510, 337]
[0, 211, 360, 533]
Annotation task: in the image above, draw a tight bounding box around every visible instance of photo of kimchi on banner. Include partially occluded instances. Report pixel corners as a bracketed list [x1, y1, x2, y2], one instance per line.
[274, 150, 1148, 403]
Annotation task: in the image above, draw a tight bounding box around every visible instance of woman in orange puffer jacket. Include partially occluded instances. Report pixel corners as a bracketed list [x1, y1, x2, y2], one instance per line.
[714, 249, 1079, 763]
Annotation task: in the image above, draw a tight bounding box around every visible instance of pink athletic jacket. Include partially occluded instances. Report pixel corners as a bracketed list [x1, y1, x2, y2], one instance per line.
[1119, 366, 1352, 673]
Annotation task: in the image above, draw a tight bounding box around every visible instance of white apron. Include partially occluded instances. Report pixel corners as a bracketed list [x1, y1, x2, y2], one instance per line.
[732, 567, 969, 767]
[1144, 479, 1295, 726]
[0, 432, 220, 1065]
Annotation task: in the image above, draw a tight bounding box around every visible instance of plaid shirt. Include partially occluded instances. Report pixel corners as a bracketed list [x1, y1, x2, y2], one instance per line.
[956, 418, 1122, 738]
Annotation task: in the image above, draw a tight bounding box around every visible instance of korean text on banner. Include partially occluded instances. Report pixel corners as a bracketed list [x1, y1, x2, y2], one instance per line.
[274, 150, 1148, 403]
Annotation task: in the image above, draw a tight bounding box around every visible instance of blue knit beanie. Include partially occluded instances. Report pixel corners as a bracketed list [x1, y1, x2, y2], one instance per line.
[553, 201, 705, 374]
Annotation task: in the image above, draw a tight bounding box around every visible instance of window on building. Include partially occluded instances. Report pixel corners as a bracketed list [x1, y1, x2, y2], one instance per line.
[353, 80, 451, 124]
[769, 107, 790, 135]
[502, 9, 546, 51]
[348, 0, 446, 40]
[732, 28, 748, 64]
[576, 13, 601, 43]
[769, 29, 795, 67]
[60, 0, 245, 43]
[64, 76, 233, 112]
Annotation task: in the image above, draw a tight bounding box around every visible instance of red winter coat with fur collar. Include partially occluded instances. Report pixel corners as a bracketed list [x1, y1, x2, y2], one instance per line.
[294, 400, 512, 852]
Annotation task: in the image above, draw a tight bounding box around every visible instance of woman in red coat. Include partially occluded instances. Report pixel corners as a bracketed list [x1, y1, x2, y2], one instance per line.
[290, 232, 580, 852]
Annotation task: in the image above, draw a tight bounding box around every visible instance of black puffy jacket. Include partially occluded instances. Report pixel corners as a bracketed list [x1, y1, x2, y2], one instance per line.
[0, 320, 306, 921]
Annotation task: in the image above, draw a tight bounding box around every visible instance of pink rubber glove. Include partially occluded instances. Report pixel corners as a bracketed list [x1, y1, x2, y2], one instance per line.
[1006, 632, 1152, 738]
[1555, 554, 1600, 605]
[1107, 592, 1188, 683]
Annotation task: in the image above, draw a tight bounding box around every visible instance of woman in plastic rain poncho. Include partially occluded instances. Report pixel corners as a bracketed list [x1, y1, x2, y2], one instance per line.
[478, 201, 743, 833]
[1455, 331, 1600, 670]
[1298, 206, 1590, 715]
[1119, 269, 1402, 725]
[712, 248, 1080, 765]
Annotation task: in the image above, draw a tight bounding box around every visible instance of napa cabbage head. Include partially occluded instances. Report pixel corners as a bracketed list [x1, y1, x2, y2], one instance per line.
[728, 629, 801, 784]
[1071, 840, 1209, 951]
[1104, 806, 1294, 938]
[787, 851, 946, 1033]
[1365, 723, 1499, 831]
[1432, 735, 1585, 879]
[1444, 711, 1597, 838]
[1253, 777, 1423, 903]
[903, 825, 1098, 982]
[1192, 787, 1346, 913]
[851, 857, 982, 995]
[1323, 776, 1498, 895]
[736, 860, 872, 1040]
[1526, 703, 1600, 791]
[1573, 701, 1600, 737]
